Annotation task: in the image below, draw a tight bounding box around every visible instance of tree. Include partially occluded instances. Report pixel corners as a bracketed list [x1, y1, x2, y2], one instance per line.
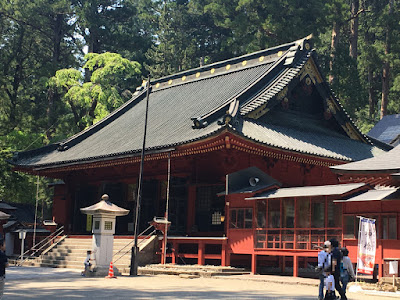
[48, 52, 141, 131]
[380, 0, 395, 119]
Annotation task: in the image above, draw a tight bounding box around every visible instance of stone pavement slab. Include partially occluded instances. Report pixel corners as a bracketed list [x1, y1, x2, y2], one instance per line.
[4, 267, 398, 299]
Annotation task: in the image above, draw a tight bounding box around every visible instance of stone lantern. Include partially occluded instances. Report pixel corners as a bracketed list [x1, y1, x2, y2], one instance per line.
[80, 194, 129, 276]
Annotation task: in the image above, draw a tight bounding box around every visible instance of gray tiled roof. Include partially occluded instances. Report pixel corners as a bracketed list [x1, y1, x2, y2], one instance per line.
[246, 183, 366, 200]
[13, 62, 272, 168]
[11, 37, 385, 171]
[331, 144, 400, 173]
[334, 187, 399, 202]
[240, 118, 384, 161]
[368, 114, 400, 144]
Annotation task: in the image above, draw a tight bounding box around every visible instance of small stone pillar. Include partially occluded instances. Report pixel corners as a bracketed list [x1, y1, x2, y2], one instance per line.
[80, 194, 129, 276]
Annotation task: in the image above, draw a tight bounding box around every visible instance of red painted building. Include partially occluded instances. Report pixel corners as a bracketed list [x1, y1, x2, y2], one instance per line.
[331, 145, 400, 278]
[10, 37, 389, 276]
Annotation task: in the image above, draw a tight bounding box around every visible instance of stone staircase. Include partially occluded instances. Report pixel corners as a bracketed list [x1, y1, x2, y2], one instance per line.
[28, 236, 159, 272]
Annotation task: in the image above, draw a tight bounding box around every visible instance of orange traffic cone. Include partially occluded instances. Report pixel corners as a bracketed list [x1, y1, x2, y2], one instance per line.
[105, 261, 116, 279]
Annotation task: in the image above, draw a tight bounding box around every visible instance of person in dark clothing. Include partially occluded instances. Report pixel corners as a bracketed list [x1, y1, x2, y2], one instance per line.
[0, 239, 9, 299]
[329, 238, 347, 300]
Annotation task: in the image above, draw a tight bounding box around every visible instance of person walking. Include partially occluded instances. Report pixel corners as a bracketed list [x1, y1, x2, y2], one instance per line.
[324, 271, 336, 300]
[340, 247, 355, 293]
[316, 241, 331, 300]
[330, 238, 347, 300]
[0, 239, 9, 299]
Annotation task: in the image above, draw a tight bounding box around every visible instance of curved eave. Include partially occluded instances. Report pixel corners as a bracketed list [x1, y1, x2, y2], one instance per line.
[12, 125, 228, 173]
[330, 167, 400, 175]
[228, 126, 368, 164]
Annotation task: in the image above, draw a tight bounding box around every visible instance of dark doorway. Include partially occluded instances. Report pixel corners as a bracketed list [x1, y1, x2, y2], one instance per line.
[195, 185, 225, 233]
[72, 185, 97, 233]
[168, 177, 188, 235]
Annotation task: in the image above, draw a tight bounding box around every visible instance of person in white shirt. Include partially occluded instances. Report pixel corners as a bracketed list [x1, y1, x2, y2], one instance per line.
[340, 247, 355, 293]
[324, 272, 336, 300]
[82, 250, 93, 276]
[316, 241, 331, 300]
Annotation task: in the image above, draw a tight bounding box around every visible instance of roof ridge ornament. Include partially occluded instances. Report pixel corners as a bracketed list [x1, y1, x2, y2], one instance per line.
[218, 99, 240, 126]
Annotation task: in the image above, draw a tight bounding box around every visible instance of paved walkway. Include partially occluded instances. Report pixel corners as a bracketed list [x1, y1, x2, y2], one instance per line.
[4, 266, 400, 299]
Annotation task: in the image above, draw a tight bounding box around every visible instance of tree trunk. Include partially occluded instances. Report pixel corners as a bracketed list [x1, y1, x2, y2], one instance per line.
[8, 27, 25, 129]
[53, 13, 63, 66]
[381, 61, 390, 119]
[368, 66, 376, 118]
[349, 0, 359, 59]
[46, 13, 64, 141]
[380, 0, 394, 119]
[329, 21, 340, 85]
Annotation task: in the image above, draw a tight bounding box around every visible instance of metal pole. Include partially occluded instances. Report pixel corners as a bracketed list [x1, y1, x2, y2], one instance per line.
[20, 232, 25, 264]
[130, 76, 151, 276]
[33, 176, 39, 248]
[163, 152, 171, 265]
[355, 216, 362, 283]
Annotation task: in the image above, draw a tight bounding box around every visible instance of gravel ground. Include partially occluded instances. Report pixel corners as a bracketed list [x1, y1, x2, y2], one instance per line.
[4, 267, 398, 299]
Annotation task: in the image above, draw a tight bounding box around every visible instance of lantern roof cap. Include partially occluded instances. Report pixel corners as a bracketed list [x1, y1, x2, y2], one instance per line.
[80, 195, 129, 216]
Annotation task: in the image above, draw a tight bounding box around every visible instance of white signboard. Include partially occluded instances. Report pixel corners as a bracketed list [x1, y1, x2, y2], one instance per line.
[389, 261, 398, 275]
[356, 217, 377, 275]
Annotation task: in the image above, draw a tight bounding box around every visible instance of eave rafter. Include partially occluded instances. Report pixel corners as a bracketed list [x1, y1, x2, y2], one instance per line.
[18, 130, 343, 177]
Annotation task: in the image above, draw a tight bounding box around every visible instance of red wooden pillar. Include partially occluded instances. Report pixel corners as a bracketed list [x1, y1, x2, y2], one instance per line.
[198, 242, 205, 265]
[378, 240, 383, 278]
[251, 253, 257, 274]
[172, 241, 177, 264]
[226, 251, 231, 266]
[293, 255, 299, 277]
[221, 243, 227, 266]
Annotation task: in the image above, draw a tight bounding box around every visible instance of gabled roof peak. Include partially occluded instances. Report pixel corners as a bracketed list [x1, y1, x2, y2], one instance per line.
[148, 36, 313, 91]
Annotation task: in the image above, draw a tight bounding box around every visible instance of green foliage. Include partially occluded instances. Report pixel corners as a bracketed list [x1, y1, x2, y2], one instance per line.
[49, 52, 141, 130]
[0, 130, 47, 204]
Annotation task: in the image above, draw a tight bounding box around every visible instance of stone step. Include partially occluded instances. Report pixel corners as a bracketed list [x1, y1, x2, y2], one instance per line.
[42, 254, 132, 264]
[36, 235, 158, 270]
[49, 246, 133, 252]
[37, 260, 130, 270]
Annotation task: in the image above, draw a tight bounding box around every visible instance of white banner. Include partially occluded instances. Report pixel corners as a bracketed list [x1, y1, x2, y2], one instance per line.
[357, 216, 377, 275]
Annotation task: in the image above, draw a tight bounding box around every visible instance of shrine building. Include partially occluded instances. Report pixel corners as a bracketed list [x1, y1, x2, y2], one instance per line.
[10, 36, 391, 277]
[331, 145, 400, 278]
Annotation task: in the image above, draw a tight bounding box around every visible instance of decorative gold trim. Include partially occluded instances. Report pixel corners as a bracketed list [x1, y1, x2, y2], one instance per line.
[276, 86, 288, 101]
[259, 56, 265, 62]
[196, 72, 201, 78]
[298, 58, 323, 84]
[155, 83, 160, 88]
[242, 60, 247, 66]
[168, 79, 173, 85]
[246, 103, 270, 120]
[210, 68, 215, 74]
[326, 99, 337, 114]
[277, 51, 283, 57]
[342, 122, 360, 140]
[226, 64, 231, 70]
[182, 76, 186, 81]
